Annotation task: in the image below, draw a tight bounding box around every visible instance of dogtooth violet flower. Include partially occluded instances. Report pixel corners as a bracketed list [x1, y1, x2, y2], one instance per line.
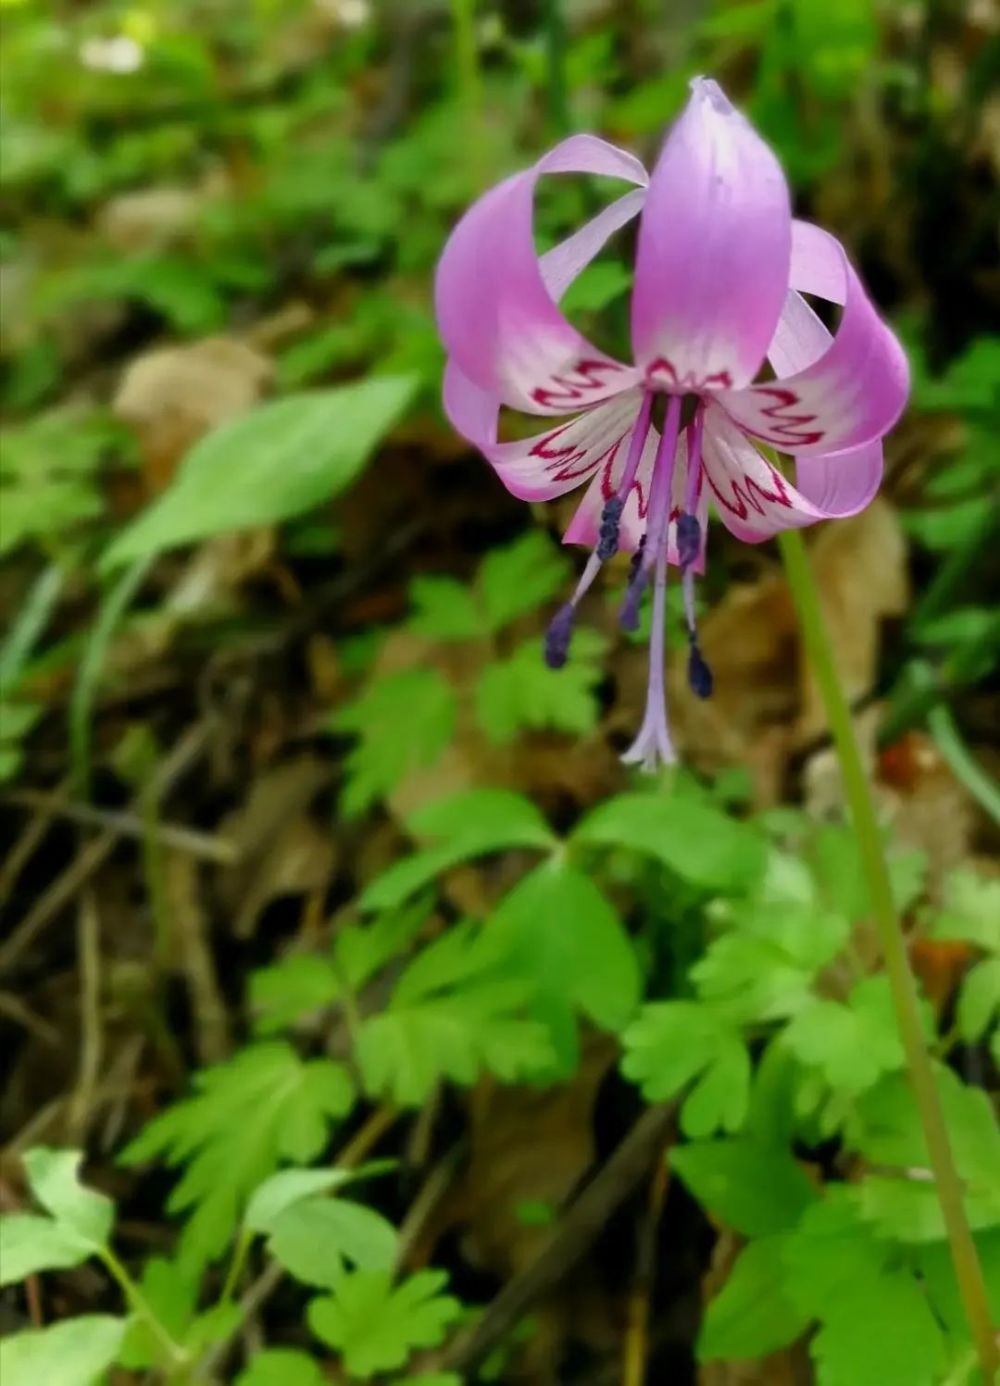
[434, 77, 908, 770]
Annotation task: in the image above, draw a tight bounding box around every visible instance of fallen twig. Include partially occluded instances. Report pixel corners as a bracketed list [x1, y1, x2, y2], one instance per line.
[3, 790, 238, 864]
[0, 721, 213, 976]
[435, 1101, 677, 1375]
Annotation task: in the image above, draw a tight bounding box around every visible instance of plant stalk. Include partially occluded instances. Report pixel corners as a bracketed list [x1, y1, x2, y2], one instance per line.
[778, 526, 997, 1381]
[543, 0, 570, 135]
[449, 0, 484, 185]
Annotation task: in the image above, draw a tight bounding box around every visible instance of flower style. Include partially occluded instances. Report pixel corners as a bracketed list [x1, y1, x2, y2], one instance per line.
[434, 77, 909, 770]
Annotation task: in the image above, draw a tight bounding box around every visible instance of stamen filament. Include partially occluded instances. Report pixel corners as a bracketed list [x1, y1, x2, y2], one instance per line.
[544, 551, 603, 668]
[597, 390, 655, 561]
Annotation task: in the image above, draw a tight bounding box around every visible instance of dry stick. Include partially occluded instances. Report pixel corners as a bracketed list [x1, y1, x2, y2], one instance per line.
[622, 1144, 671, 1386]
[66, 888, 104, 1144]
[0, 721, 212, 976]
[0, 775, 70, 905]
[0, 991, 61, 1046]
[437, 1102, 677, 1375]
[3, 790, 238, 864]
[394, 1141, 467, 1272]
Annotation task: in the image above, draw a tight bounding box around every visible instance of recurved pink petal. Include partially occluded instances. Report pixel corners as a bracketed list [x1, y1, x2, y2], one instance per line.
[443, 363, 644, 502]
[563, 426, 708, 568]
[630, 78, 791, 392]
[716, 220, 909, 455]
[701, 403, 882, 541]
[435, 136, 647, 416]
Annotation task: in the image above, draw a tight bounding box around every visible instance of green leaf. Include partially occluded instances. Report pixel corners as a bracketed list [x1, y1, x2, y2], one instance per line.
[244, 1168, 349, 1233]
[409, 788, 555, 846]
[490, 860, 640, 1047]
[848, 1174, 1000, 1243]
[810, 1265, 946, 1386]
[780, 1192, 946, 1383]
[406, 576, 481, 641]
[849, 1068, 999, 1183]
[103, 377, 418, 568]
[846, 1070, 1000, 1238]
[670, 1140, 817, 1237]
[690, 912, 841, 1024]
[235, 1349, 327, 1386]
[782, 977, 907, 1096]
[23, 1148, 113, 1249]
[184, 1301, 242, 1353]
[957, 958, 1000, 1043]
[333, 900, 430, 990]
[120, 1042, 355, 1266]
[476, 531, 569, 633]
[916, 1229, 1000, 1335]
[698, 1234, 808, 1362]
[782, 1195, 886, 1314]
[332, 667, 456, 816]
[932, 871, 1000, 952]
[357, 923, 554, 1106]
[358, 790, 555, 912]
[250, 905, 431, 1034]
[308, 1269, 462, 1377]
[573, 792, 765, 891]
[249, 954, 341, 1035]
[0, 1214, 94, 1285]
[0, 1316, 126, 1386]
[267, 1197, 398, 1287]
[475, 630, 606, 742]
[622, 1002, 751, 1138]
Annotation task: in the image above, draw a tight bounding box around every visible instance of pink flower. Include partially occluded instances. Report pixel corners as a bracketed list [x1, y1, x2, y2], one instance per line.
[434, 78, 909, 770]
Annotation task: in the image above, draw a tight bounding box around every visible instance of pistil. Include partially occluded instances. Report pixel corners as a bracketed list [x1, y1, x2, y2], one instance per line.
[621, 393, 683, 770]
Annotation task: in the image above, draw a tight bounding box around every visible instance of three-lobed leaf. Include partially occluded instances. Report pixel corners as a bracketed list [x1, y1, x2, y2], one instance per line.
[622, 1001, 751, 1138]
[308, 1269, 462, 1377]
[782, 976, 909, 1097]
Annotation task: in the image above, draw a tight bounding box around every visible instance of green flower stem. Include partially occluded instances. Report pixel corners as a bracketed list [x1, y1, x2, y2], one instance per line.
[449, 0, 484, 184]
[543, 0, 570, 136]
[778, 527, 998, 1382]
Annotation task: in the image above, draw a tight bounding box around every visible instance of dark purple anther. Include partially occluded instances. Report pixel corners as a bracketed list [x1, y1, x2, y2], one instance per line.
[677, 512, 701, 568]
[628, 534, 646, 581]
[619, 571, 647, 632]
[596, 496, 625, 561]
[687, 641, 713, 699]
[544, 602, 575, 669]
